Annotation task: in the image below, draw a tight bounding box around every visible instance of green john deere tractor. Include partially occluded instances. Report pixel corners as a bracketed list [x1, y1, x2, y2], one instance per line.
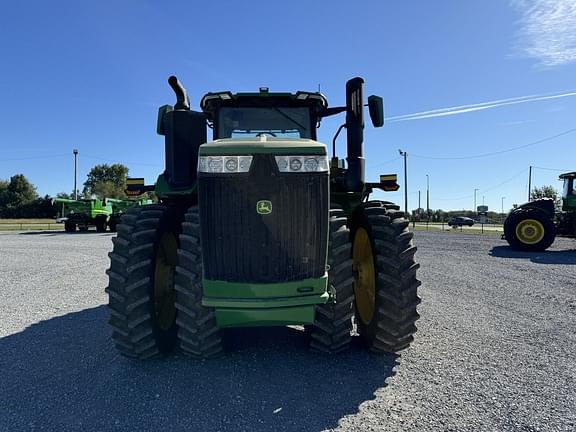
[106, 76, 421, 359]
[504, 171, 576, 251]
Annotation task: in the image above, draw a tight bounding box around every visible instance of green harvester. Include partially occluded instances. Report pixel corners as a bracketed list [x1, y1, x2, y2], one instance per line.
[54, 198, 112, 232]
[106, 76, 421, 359]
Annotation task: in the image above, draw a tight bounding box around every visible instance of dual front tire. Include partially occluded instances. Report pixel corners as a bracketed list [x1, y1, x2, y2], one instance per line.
[106, 204, 222, 359]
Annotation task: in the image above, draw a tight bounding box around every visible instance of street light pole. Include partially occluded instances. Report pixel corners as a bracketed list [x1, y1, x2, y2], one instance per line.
[398, 149, 408, 217]
[73, 149, 78, 200]
[418, 190, 421, 219]
[474, 188, 479, 213]
[528, 165, 532, 201]
[501, 196, 505, 223]
[426, 174, 430, 222]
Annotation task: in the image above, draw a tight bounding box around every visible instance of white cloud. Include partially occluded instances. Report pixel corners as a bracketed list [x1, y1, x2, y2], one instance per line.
[512, 0, 576, 66]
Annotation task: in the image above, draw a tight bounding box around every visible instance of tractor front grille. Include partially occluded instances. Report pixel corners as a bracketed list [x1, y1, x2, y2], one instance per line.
[198, 154, 329, 283]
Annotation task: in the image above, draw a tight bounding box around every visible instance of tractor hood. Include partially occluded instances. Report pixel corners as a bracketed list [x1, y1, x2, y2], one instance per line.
[199, 137, 327, 156]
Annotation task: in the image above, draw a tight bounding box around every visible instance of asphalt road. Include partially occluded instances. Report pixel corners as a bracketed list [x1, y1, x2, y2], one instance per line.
[0, 230, 575, 431]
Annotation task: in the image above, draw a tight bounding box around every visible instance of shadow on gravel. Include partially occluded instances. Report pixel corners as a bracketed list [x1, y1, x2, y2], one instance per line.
[0, 306, 397, 432]
[19, 231, 114, 236]
[490, 245, 576, 265]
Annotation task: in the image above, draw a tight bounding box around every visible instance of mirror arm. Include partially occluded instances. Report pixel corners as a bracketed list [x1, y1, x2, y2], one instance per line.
[332, 123, 346, 158]
[320, 106, 347, 118]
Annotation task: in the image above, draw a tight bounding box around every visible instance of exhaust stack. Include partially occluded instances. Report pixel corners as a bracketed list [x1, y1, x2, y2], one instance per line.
[345, 77, 365, 192]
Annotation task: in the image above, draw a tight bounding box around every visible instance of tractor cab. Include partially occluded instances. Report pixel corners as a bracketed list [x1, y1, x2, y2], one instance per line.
[560, 172, 576, 211]
[200, 89, 327, 140]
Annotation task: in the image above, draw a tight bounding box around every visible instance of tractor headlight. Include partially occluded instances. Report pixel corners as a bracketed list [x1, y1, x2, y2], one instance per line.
[290, 158, 302, 171]
[198, 156, 253, 173]
[275, 156, 328, 173]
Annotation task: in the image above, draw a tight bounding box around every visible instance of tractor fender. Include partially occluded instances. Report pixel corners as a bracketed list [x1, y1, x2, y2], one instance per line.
[514, 198, 555, 218]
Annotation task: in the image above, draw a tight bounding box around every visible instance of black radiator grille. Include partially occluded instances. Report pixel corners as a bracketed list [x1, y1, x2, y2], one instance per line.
[198, 154, 329, 283]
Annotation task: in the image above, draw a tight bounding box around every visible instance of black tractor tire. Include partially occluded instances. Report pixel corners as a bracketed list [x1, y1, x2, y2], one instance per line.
[504, 208, 556, 251]
[95, 219, 107, 233]
[308, 207, 355, 353]
[64, 221, 76, 232]
[350, 201, 421, 353]
[78, 225, 89, 232]
[108, 221, 117, 232]
[175, 207, 224, 359]
[105, 204, 183, 359]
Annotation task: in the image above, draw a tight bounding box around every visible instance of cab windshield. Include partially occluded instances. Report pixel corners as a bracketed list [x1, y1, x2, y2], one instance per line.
[217, 107, 312, 139]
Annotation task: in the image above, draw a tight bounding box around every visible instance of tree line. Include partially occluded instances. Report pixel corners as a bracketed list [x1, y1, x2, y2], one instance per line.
[0, 163, 133, 218]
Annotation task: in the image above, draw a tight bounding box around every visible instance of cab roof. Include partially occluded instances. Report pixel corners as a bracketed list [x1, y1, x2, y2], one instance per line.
[200, 88, 328, 120]
[559, 172, 576, 179]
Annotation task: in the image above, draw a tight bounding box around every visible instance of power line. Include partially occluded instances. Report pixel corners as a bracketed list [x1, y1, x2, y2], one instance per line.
[532, 166, 572, 172]
[83, 154, 163, 167]
[479, 167, 528, 193]
[410, 128, 576, 160]
[1, 154, 69, 161]
[367, 156, 402, 168]
[433, 167, 528, 201]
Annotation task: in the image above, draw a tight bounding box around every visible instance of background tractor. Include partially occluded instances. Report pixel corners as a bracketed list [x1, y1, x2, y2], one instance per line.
[504, 171, 576, 251]
[106, 76, 421, 359]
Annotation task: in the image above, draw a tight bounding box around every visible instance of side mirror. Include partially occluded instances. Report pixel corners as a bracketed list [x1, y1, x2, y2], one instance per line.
[368, 95, 384, 128]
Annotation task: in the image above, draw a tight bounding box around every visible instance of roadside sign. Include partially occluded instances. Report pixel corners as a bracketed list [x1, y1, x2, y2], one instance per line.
[477, 205, 488, 213]
[479, 215, 487, 224]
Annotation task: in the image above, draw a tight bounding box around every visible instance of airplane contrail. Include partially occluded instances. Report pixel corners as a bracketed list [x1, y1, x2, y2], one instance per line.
[387, 90, 576, 122]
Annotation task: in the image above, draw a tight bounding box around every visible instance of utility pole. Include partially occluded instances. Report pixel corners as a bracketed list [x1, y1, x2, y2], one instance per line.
[501, 196, 505, 223]
[528, 165, 532, 201]
[482, 195, 485, 205]
[398, 149, 408, 217]
[426, 174, 430, 221]
[474, 188, 479, 213]
[73, 149, 78, 200]
[418, 190, 421, 219]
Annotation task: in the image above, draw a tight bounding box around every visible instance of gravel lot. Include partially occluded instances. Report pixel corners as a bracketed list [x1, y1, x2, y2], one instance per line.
[0, 230, 575, 432]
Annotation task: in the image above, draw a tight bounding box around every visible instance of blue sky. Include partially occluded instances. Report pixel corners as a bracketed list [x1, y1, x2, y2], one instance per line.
[1, 0, 575, 212]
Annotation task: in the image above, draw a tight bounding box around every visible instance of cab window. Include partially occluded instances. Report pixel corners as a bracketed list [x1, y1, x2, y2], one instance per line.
[217, 107, 312, 139]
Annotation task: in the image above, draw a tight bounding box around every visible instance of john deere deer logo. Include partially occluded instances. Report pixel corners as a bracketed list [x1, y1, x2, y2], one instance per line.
[256, 200, 272, 215]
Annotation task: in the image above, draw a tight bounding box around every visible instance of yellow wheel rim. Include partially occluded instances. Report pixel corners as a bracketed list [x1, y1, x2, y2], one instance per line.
[515, 219, 545, 245]
[353, 228, 376, 325]
[154, 232, 178, 330]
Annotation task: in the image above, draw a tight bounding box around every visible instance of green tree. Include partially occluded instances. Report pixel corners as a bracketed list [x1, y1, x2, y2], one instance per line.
[83, 164, 129, 199]
[0, 174, 39, 217]
[4, 174, 37, 207]
[0, 179, 8, 208]
[93, 181, 126, 199]
[531, 185, 561, 209]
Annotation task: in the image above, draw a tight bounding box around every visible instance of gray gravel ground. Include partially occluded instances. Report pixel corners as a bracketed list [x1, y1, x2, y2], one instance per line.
[0, 230, 575, 431]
